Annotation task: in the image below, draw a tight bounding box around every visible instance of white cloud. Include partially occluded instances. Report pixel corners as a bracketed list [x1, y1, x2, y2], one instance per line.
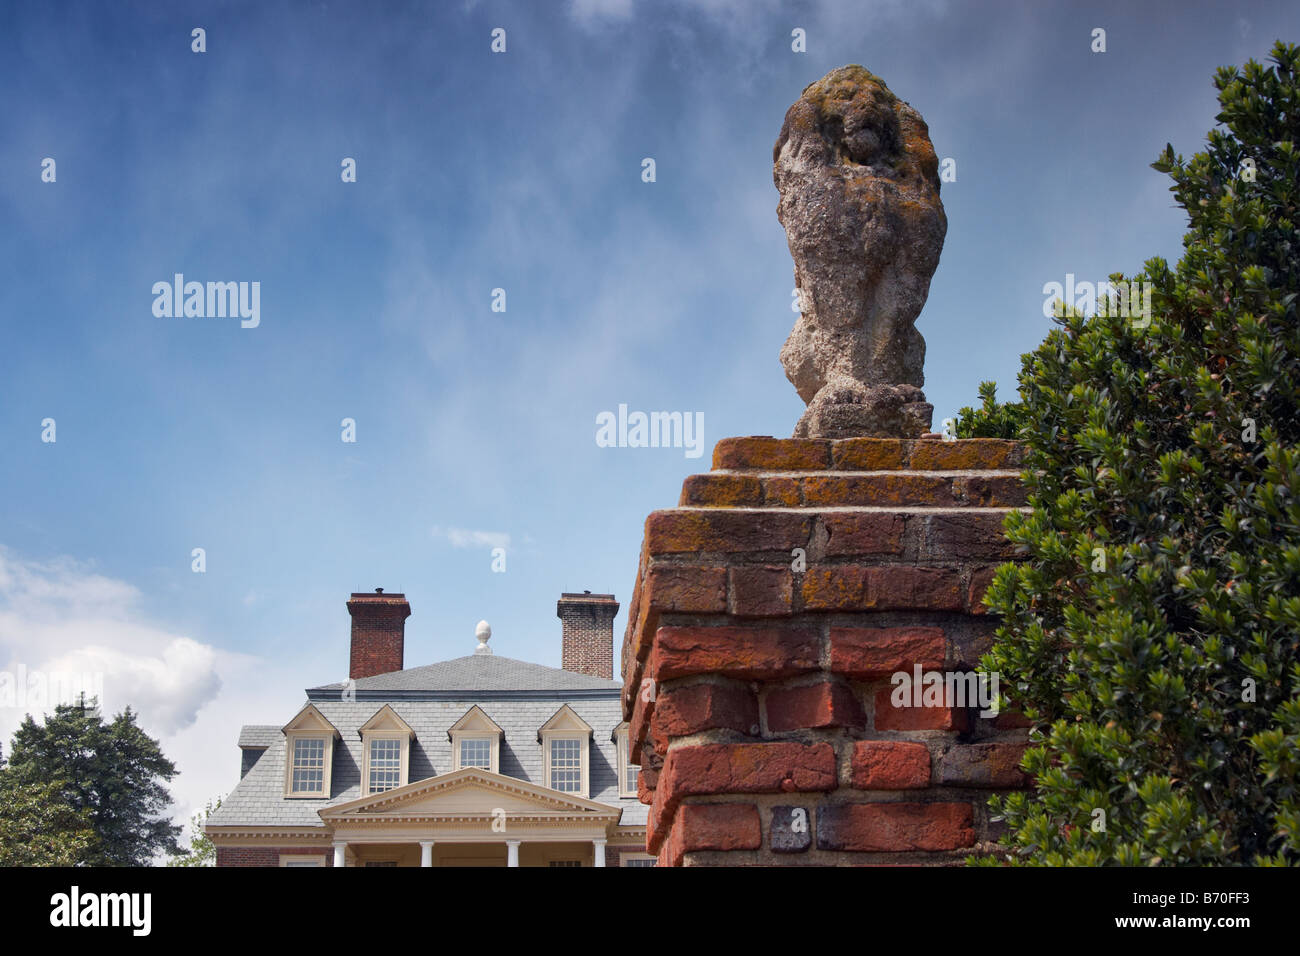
[432, 526, 512, 550]
[0, 549, 228, 740]
[0, 545, 303, 846]
[570, 0, 634, 26]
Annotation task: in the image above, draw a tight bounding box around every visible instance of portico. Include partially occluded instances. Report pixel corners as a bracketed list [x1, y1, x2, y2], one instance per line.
[318, 767, 622, 867]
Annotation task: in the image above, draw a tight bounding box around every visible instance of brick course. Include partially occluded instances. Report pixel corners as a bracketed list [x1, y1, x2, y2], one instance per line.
[621, 437, 1031, 865]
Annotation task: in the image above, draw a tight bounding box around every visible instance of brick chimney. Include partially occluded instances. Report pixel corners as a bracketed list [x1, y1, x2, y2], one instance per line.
[348, 589, 411, 679]
[557, 591, 618, 680]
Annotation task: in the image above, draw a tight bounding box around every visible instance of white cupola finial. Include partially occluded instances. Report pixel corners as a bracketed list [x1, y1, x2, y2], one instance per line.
[474, 620, 493, 655]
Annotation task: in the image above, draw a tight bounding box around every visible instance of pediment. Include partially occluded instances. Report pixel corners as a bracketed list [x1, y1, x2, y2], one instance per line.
[319, 768, 618, 821]
[282, 703, 340, 737]
[447, 704, 503, 738]
[538, 703, 592, 738]
[359, 703, 414, 737]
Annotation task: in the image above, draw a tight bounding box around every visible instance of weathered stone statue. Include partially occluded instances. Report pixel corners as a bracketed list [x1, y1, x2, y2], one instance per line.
[774, 65, 947, 438]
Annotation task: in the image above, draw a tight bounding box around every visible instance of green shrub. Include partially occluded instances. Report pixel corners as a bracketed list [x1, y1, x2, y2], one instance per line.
[955, 381, 1029, 439]
[975, 42, 1300, 866]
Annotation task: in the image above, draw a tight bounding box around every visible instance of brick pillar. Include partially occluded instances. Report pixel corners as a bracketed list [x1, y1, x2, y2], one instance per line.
[348, 590, 410, 679]
[558, 592, 619, 680]
[620, 436, 1032, 866]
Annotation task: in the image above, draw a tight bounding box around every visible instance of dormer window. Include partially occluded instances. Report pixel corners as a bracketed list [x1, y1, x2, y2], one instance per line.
[614, 723, 639, 798]
[449, 705, 503, 773]
[359, 704, 415, 794]
[282, 704, 341, 798]
[539, 705, 592, 798]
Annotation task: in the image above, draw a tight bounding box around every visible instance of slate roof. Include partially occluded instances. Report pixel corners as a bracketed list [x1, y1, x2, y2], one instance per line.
[309, 654, 623, 697]
[209, 654, 646, 830]
[237, 725, 279, 748]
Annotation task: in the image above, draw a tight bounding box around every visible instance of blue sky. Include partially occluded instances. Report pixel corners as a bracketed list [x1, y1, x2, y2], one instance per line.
[2, 0, 1297, 838]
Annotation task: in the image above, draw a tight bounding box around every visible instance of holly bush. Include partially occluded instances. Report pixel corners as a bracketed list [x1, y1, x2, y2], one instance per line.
[955, 381, 1029, 439]
[975, 42, 1300, 865]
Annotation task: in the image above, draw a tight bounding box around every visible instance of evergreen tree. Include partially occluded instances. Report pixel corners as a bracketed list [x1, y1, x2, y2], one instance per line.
[6, 696, 183, 866]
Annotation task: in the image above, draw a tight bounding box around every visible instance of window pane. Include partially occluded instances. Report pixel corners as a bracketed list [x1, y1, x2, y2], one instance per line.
[292, 737, 326, 794]
[625, 763, 640, 793]
[368, 738, 402, 793]
[549, 738, 582, 793]
[460, 738, 491, 770]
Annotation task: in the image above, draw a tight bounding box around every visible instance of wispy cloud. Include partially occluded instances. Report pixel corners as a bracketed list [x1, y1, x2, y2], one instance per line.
[432, 526, 512, 550]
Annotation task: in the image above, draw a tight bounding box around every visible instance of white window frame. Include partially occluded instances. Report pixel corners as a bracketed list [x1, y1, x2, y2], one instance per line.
[363, 734, 407, 794]
[358, 705, 414, 794]
[616, 726, 640, 798]
[279, 854, 325, 867]
[448, 706, 502, 774]
[455, 734, 497, 772]
[620, 853, 657, 867]
[544, 735, 587, 796]
[282, 704, 340, 798]
[538, 704, 592, 798]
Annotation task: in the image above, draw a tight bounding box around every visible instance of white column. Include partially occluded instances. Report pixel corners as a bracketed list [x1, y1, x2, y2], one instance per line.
[419, 841, 434, 868]
[506, 840, 520, 867]
[593, 838, 606, 868]
[332, 842, 346, 868]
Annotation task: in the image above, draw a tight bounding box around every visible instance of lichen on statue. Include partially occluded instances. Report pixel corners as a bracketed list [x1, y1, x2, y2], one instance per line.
[774, 65, 947, 438]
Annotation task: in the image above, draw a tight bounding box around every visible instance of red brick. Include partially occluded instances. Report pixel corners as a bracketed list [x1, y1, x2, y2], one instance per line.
[850, 741, 932, 789]
[802, 567, 962, 612]
[765, 681, 864, 732]
[802, 474, 955, 507]
[873, 687, 969, 731]
[817, 802, 975, 852]
[762, 476, 802, 506]
[679, 474, 764, 507]
[994, 709, 1033, 729]
[648, 741, 835, 853]
[664, 742, 836, 796]
[936, 744, 1030, 788]
[712, 437, 831, 471]
[663, 803, 762, 865]
[625, 564, 729, 672]
[821, 513, 905, 558]
[800, 565, 870, 610]
[215, 846, 331, 867]
[650, 625, 821, 681]
[952, 474, 1027, 507]
[907, 439, 1022, 470]
[968, 566, 999, 615]
[830, 627, 945, 678]
[728, 566, 793, 617]
[645, 510, 812, 554]
[831, 438, 906, 470]
[644, 565, 727, 613]
[923, 513, 1017, 561]
[628, 677, 654, 764]
[868, 566, 963, 610]
[652, 683, 758, 742]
